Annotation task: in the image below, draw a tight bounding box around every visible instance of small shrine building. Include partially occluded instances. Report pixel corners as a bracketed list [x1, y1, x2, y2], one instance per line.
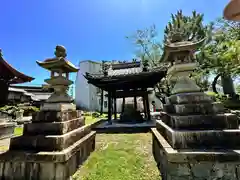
[84, 61, 167, 124]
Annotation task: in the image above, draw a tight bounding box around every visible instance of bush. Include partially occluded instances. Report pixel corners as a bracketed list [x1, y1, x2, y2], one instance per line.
[20, 106, 40, 116]
[92, 112, 100, 118]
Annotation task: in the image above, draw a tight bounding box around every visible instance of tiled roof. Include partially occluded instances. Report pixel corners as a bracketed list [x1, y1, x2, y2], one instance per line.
[85, 66, 167, 80]
[111, 62, 141, 70]
[0, 51, 34, 83]
[108, 67, 142, 76]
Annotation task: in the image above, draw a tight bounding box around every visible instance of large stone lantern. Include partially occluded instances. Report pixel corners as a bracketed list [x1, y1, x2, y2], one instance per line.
[36, 45, 78, 111]
[163, 39, 205, 94]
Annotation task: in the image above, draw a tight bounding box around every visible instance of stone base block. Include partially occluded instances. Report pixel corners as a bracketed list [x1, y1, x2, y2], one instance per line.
[164, 102, 225, 115]
[157, 120, 240, 149]
[32, 110, 82, 123]
[152, 128, 240, 180]
[24, 117, 85, 135]
[0, 131, 96, 180]
[10, 124, 92, 151]
[166, 92, 212, 105]
[41, 103, 76, 111]
[0, 123, 15, 140]
[161, 112, 239, 130]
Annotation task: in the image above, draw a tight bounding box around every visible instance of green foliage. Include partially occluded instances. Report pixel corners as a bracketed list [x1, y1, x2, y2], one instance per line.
[92, 112, 100, 118]
[20, 106, 40, 116]
[197, 18, 240, 76]
[164, 10, 211, 43]
[126, 24, 163, 67]
[0, 105, 39, 117]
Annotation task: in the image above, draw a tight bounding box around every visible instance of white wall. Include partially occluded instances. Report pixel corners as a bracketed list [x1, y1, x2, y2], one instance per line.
[75, 60, 102, 111]
[75, 61, 90, 110]
[88, 62, 101, 111]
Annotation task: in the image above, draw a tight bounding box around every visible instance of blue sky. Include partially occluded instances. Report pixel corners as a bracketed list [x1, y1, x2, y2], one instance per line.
[0, 0, 228, 86]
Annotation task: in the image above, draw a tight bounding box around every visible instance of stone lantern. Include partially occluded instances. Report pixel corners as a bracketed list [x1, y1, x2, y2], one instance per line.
[36, 45, 78, 111]
[163, 39, 205, 94]
[0, 46, 96, 180]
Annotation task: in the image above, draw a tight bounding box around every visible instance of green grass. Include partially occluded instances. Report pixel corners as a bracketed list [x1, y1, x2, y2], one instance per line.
[85, 116, 100, 125]
[73, 133, 160, 180]
[14, 127, 23, 136]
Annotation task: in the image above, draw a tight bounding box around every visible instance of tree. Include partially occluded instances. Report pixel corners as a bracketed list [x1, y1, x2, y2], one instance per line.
[197, 18, 240, 96]
[164, 10, 209, 43]
[126, 25, 163, 67]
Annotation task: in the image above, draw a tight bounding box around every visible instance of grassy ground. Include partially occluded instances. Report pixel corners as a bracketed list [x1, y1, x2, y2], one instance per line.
[73, 133, 160, 180]
[14, 127, 23, 136]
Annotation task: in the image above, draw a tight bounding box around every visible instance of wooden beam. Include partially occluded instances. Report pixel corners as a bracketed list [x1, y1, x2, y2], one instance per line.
[105, 89, 148, 98]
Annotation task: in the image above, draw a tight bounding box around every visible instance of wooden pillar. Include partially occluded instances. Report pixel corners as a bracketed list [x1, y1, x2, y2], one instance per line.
[134, 96, 137, 110]
[142, 96, 147, 119]
[114, 97, 117, 120]
[113, 91, 117, 120]
[108, 91, 112, 124]
[122, 97, 125, 113]
[145, 93, 151, 121]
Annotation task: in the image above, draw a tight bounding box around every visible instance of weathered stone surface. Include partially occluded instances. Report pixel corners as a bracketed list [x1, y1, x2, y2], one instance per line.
[166, 92, 212, 105]
[0, 131, 96, 163]
[24, 117, 85, 135]
[161, 113, 239, 130]
[157, 121, 240, 149]
[0, 134, 94, 180]
[0, 122, 15, 140]
[32, 110, 82, 122]
[190, 163, 212, 177]
[0, 131, 95, 180]
[173, 102, 225, 115]
[10, 125, 92, 151]
[152, 128, 240, 180]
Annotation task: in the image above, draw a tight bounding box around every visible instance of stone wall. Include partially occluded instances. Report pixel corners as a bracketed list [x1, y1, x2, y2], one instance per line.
[0, 130, 95, 180]
[152, 128, 240, 180]
[0, 110, 96, 180]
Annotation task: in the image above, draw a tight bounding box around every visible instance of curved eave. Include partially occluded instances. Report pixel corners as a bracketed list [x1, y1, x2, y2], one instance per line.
[224, 0, 240, 21]
[164, 39, 205, 51]
[161, 39, 205, 62]
[0, 57, 34, 83]
[36, 58, 79, 72]
[84, 68, 167, 90]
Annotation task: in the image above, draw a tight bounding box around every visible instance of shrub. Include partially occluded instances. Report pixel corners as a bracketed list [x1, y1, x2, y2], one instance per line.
[92, 112, 100, 118]
[20, 106, 40, 116]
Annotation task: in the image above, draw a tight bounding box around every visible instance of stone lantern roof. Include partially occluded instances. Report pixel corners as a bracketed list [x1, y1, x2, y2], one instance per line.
[36, 45, 79, 73]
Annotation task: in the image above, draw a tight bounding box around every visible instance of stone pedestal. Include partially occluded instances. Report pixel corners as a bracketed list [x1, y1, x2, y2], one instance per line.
[0, 119, 15, 139]
[0, 110, 96, 180]
[152, 91, 240, 180]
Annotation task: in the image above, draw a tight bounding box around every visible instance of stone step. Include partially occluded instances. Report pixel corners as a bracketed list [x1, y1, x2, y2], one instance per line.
[161, 113, 239, 130]
[32, 110, 83, 123]
[166, 92, 213, 105]
[0, 122, 15, 140]
[10, 124, 92, 151]
[157, 120, 240, 150]
[24, 117, 85, 135]
[164, 102, 225, 115]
